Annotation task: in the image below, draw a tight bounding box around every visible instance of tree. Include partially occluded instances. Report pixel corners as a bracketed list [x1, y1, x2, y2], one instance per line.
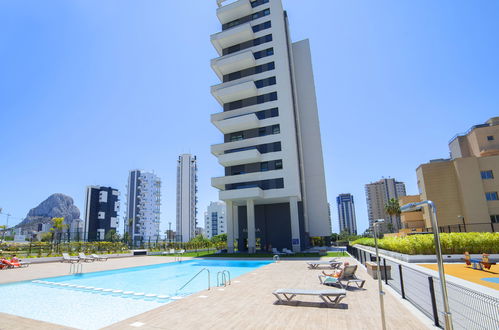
[330, 233, 339, 242]
[384, 198, 401, 233]
[105, 229, 119, 242]
[0, 225, 6, 242]
[51, 217, 66, 244]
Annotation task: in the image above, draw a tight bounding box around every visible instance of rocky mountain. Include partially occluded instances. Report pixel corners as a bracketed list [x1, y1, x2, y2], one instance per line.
[15, 193, 80, 233]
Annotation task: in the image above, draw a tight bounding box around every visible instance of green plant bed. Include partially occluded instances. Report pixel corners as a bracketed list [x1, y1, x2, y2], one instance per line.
[351, 232, 499, 255]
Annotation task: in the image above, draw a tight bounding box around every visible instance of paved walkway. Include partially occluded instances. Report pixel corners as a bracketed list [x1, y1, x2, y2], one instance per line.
[0, 256, 431, 329]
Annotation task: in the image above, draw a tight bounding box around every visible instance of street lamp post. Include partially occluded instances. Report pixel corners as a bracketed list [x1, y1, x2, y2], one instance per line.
[168, 222, 172, 244]
[373, 219, 387, 330]
[401, 201, 453, 330]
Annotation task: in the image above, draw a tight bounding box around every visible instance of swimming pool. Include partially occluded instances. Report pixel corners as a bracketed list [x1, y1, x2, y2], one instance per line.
[0, 259, 271, 329]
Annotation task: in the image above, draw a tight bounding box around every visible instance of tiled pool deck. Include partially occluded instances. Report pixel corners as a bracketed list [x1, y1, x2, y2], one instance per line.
[0, 256, 433, 329]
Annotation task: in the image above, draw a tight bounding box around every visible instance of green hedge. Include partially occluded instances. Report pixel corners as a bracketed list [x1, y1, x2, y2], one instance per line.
[351, 232, 499, 255]
[0, 241, 129, 258]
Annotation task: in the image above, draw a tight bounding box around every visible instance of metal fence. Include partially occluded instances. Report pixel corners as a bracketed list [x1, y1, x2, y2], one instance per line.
[347, 246, 499, 330]
[426, 222, 498, 233]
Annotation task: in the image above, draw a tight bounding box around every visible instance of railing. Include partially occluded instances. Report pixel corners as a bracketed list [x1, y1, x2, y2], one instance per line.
[273, 254, 280, 263]
[347, 245, 499, 329]
[178, 268, 211, 291]
[217, 270, 231, 287]
[69, 262, 83, 274]
[425, 222, 498, 233]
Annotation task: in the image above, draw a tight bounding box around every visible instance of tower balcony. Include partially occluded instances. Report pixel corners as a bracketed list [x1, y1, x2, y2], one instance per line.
[211, 79, 257, 105]
[219, 187, 264, 201]
[211, 50, 255, 80]
[211, 22, 254, 55]
[216, 0, 252, 24]
[211, 134, 278, 156]
[212, 170, 283, 190]
[212, 112, 259, 134]
[217, 148, 261, 166]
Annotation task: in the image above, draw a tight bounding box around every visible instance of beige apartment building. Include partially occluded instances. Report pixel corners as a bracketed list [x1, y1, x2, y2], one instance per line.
[413, 117, 499, 233]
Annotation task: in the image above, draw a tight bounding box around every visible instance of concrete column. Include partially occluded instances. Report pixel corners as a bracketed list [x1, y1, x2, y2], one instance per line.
[226, 201, 234, 253]
[289, 197, 301, 252]
[246, 199, 256, 253]
[233, 204, 239, 240]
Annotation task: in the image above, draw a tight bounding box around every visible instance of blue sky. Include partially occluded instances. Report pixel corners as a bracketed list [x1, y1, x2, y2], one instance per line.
[1, 0, 498, 234]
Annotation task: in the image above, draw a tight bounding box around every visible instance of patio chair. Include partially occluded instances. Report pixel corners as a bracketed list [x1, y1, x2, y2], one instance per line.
[307, 259, 342, 269]
[319, 265, 366, 289]
[61, 253, 79, 263]
[91, 254, 108, 261]
[272, 248, 284, 255]
[78, 253, 95, 262]
[283, 248, 294, 254]
[1, 258, 17, 269]
[273, 288, 346, 308]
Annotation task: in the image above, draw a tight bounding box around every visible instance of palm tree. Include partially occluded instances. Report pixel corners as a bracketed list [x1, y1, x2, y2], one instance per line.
[384, 198, 401, 233]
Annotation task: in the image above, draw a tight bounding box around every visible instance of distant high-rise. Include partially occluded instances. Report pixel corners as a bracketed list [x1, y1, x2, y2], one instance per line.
[176, 154, 198, 242]
[84, 186, 120, 241]
[336, 194, 357, 235]
[125, 170, 161, 245]
[365, 178, 406, 233]
[204, 201, 226, 239]
[210, 0, 331, 252]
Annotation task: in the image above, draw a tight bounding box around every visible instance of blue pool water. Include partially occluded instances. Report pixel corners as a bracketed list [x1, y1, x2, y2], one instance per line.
[481, 277, 499, 284]
[0, 259, 271, 329]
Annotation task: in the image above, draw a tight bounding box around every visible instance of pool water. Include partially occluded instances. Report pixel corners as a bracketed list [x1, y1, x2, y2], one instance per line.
[481, 277, 499, 284]
[0, 259, 271, 329]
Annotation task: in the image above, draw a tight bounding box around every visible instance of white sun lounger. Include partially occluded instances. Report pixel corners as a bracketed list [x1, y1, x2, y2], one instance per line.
[307, 260, 342, 269]
[273, 288, 346, 307]
[78, 253, 95, 262]
[61, 253, 79, 263]
[91, 254, 108, 261]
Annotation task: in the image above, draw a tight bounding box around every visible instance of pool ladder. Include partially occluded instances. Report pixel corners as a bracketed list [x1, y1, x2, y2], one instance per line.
[217, 270, 231, 287]
[69, 262, 83, 274]
[178, 268, 210, 291]
[273, 255, 280, 263]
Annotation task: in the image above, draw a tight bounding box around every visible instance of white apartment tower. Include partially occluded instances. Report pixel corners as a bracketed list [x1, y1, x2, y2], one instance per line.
[365, 178, 406, 233]
[204, 201, 227, 239]
[210, 0, 331, 252]
[336, 194, 357, 235]
[176, 154, 198, 242]
[125, 170, 161, 244]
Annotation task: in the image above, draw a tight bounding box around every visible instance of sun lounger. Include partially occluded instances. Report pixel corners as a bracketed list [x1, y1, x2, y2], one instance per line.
[272, 248, 284, 255]
[61, 253, 79, 263]
[273, 288, 346, 307]
[307, 259, 342, 269]
[78, 253, 95, 262]
[319, 265, 366, 289]
[91, 254, 108, 261]
[1, 259, 17, 269]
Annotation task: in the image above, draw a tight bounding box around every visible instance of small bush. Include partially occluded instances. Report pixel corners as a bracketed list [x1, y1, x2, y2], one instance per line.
[351, 232, 499, 255]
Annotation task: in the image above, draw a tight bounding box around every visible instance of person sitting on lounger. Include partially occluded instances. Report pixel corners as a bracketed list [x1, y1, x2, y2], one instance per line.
[10, 255, 21, 267]
[322, 262, 349, 278]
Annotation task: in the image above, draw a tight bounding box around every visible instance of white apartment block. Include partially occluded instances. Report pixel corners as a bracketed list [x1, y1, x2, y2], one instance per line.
[126, 170, 161, 244]
[176, 154, 198, 242]
[204, 201, 227, 239]
[210, 0, 331, 252]
[365, 178, 406, 233]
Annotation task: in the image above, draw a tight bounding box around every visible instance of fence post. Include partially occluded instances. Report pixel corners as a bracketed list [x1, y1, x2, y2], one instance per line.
[491, 223, 495, 233]
[428, 277, 440, 327]
[399, 264, 405, 299]
[383, 258, 388, 284]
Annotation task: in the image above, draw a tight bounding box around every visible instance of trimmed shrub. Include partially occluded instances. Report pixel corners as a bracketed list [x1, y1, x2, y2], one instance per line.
[351, 232, 499, 255]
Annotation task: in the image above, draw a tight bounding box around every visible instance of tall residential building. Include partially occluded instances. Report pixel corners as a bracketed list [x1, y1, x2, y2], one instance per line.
[336, 194, 357, 235]
[176, 154, 198, 242]
[125, 170, 161, 245]
[209, 0, 331, 252]
[415, 117, 499, 232]
[84, 186, 120, 241]
[365, 178, 406, 233]
[204, 201, 227, 239]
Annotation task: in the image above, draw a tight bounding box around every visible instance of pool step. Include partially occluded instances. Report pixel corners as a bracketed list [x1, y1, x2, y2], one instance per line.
[31, 280, 183, 302]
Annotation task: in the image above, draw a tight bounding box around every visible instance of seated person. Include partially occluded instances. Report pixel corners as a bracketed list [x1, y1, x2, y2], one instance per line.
[11, 255, 20, 267]
[322, 262, 349, 278]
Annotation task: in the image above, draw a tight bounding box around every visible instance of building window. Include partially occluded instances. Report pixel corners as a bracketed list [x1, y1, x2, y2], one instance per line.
[260, 162, 269, 171]
[275, 159, 283, 169]
[224, 62, 275, 83]
[491, 215, 499, 223]
[254, 76, 276, 88]
[485, 192, 499, 201]
[222, 8, 270, 30]
[226, 178, 284, 191]
[481, 170, 494, 179]
[252, 21, 271, 33]
[254, 47, 274, 60]
[224, 91, 277, 111]
[251, 0, 270, 8]
[223, 34, 273, 55]
[487, 135, 494, 141]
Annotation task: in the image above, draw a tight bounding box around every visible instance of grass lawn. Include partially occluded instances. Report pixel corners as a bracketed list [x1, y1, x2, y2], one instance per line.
[162, 250, 348, 258]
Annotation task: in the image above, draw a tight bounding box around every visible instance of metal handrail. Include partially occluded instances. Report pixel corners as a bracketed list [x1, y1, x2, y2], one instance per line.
[217, 270, 231, 287]
[178, 268, 210, 291]
[273, 255, 280, 263]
